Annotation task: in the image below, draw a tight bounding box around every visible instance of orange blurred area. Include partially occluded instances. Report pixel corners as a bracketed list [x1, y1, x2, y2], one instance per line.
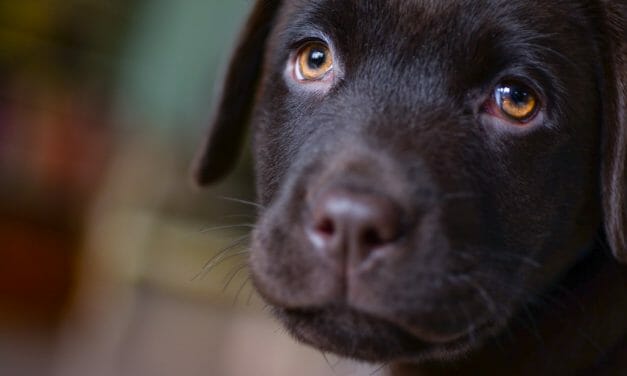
[0, 2, 380, 375]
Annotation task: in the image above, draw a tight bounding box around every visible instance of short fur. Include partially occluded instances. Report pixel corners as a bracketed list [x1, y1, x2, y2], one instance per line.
[194, 1, 627, 374]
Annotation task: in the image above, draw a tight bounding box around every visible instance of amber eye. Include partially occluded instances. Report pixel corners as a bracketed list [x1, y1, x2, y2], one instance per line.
[295, 42, 334, 81]
[494, 82, 539, 122]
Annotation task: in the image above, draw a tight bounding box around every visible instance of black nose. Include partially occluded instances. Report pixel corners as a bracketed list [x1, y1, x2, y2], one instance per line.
[308, 189, 402, 267]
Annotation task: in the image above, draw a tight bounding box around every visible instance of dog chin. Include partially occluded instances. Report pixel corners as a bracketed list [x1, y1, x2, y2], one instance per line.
[274, 305, 498, 363]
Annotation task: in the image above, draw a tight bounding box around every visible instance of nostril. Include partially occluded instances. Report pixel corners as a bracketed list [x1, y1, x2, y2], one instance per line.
[316, 217, 336, 237]
[308, 215, 340, 251]
[362, 227, 384, 248]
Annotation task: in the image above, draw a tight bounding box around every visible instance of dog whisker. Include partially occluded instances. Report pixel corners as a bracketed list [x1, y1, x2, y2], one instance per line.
[196, 250, 249, 281]
[217, 195, 265, 209]
[519, 303, 544, 344]
[233, 277, 252, 307]
[451, 274, 501, 325]
[457, 301, 479, 345]
[576, 329, 605, 358]
[320, 351, 337, 374]
[516, 37, 579, 70]
[369, 362, 389, 376]
[526, 284, 584, 314]
[199, 224, 255, 234]
[222, 263, 249, 292]
[221, 213, 257, 220]
[552, 284, 586, 312]
[246, 287, 255, 306]
[458, 250, 541, 269]
[489, 253, 542, 269]
[440, 192, 478, 200]
[192, 235, 251, 281]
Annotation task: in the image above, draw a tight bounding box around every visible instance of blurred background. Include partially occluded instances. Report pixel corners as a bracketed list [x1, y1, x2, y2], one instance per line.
[0, 1, 380, 375]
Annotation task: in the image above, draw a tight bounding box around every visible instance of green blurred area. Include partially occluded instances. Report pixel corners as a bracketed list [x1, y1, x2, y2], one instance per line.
[117, 0, 251, 133]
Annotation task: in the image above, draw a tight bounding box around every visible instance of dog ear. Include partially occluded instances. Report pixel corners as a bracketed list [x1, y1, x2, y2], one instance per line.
[600, 1, 626, 262]
[193, 1, 281, 185]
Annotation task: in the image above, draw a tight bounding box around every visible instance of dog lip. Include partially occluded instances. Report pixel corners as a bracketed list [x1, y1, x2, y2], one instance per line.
[401, 315, 493, 345]
[281, 301, 490, 347]
[277, 304, 500, 362]
[356, 304, 487, 345]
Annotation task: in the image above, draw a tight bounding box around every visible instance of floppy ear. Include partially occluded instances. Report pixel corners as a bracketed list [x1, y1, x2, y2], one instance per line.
[600, 1, 626, 262]
[193, 0, 281, 186]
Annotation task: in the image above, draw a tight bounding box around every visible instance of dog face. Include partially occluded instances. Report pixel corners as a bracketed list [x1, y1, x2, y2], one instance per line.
[195, 0, 626, 363]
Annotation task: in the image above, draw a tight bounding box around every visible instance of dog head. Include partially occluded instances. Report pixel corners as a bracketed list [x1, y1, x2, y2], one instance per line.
[195, 0, 626, 362]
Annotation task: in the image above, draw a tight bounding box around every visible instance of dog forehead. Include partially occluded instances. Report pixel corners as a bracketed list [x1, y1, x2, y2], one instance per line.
[278, 0, 471, 38]
[273, 0, 587, 72]
[283, 0, 485, 15]
[276, 0, 588, 44]
[278, 0, 560, 28]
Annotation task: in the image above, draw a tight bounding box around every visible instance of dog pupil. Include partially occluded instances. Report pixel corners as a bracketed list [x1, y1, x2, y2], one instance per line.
[509, 86, 530, 106]
[308, 49, 326, 69]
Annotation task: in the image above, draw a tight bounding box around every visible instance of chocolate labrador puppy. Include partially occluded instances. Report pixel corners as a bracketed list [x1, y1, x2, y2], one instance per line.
[194, 0, 626, 374]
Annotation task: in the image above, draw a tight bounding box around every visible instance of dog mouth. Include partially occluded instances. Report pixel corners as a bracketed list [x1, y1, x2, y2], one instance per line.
[275, 303, 497, 362]
[277, 305, 427, 361]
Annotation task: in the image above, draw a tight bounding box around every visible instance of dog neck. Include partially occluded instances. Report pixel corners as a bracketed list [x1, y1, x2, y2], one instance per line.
[391, 242, 627, 375]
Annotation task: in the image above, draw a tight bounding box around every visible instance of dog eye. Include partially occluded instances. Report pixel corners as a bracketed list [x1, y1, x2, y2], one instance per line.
[493, 81, 539, 122]
[295, 42, 334, 81]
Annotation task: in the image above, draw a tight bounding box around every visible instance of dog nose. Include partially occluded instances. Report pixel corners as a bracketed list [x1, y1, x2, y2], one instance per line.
[308, 189, 402, 266]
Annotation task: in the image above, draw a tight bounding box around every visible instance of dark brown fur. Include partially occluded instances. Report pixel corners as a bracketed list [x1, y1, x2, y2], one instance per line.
[195, 1, 627, 374]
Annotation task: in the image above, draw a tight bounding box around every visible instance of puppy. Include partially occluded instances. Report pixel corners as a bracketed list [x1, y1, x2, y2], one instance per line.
[194, 0, 627, 374]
